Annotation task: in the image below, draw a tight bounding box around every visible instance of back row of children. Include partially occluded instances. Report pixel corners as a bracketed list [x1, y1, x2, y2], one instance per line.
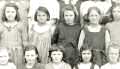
[0, 1, 120, 69]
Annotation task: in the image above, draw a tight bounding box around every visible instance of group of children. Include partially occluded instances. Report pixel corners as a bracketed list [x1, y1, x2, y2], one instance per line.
[0, 0, 120, 69]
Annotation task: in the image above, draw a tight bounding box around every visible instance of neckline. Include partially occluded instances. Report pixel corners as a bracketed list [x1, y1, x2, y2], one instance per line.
[2, 21, 19, 31]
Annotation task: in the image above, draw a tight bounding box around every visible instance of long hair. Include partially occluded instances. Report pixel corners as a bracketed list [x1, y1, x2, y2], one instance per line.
[24, 45, 41, 63]
[2, 3, 20, 22]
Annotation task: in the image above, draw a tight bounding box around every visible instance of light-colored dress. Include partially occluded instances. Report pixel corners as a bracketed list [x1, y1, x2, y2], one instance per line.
[0, 22, 28, 68]
[101, 62, 120, 69]
[45, 61, 71, 69]
[0, 62, 16, 69]
[75, 62, 99, 69]
[30, 21, 51, 64]
[106, 21, 120, 45]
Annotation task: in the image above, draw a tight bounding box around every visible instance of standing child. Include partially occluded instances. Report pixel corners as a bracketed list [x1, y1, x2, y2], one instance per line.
[106, 4, 120, 46]
[45, 45, 71, 69]
[0, 3, 28, 68]
[29, 6, 51, 64]
[0, 47, 16, 69]
[78, 7, 110, 66]
[22, 45, 44, 69]
[55, 5, 81, 67]
[74, 44, 99, 69]
[101, 43, 120, 69]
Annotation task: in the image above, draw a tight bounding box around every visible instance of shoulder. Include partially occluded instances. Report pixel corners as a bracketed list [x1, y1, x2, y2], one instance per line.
[8, 62, 16, 69]
[105, 22, 113, 28]
[44, 62, 53, 69]
[101, 63, 109, 69]
[62, 62, 71, 69]
[94, 64, 99, 69]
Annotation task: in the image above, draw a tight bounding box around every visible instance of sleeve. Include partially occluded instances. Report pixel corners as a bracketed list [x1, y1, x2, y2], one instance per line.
[105, 29, 111, 51]
[78, 30, 85, 51]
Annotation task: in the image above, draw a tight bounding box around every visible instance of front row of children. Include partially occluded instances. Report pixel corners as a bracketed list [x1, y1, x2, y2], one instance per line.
[0, 43, 120, 69]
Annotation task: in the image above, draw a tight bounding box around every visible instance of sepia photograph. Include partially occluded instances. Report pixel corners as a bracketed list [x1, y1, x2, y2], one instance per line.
[0, 0, 120, 69]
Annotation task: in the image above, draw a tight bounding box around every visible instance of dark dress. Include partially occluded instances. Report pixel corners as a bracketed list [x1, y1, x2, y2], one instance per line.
[83, 26, 107, 66]
[55, 23, 81, 67]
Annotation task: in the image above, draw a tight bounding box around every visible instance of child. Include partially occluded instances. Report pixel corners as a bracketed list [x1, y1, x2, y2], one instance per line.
[78, 7, 110, 66]
[0, 47, 16, 69]
[74, 44, 99, 69]
[45, 44, 71, 69]
[29, 6, 51, 64]
[0, 3, 28, 68]
[101, 43, 120, 69]
[80, 0, 112, 25]
[106, 4, 120, 46]
[55, 5, 81, 67]
[22, 45, 44, 69]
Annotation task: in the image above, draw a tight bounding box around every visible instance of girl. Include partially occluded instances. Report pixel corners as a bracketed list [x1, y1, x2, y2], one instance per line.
[55, 5, 81, 67]
[28, 0, 60, 21]
[22, 45, 44, 69]
[44, 44, 71, 69]
[80, 0, 112, 25]
[101, 43, 120, 69]
[74, 44, 99, 69]
[78, 7, 110, 66]
[0, 47, 16, 69]
[106, 4, 120, 46]
[29, 6, 51, 64]
[0, 3, 28, 68]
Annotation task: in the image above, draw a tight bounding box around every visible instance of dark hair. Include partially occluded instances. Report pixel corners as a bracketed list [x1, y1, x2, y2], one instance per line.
[2, 3, 20, 22]
[24, 45, 41, 63]
[61, 4, 79, 23]
[84, 7, 102, 23]
[34, 6, 50, 22]
[49, 44, 65, 62]
[110, 3, 120, 21]
[79, 44, 94, 62]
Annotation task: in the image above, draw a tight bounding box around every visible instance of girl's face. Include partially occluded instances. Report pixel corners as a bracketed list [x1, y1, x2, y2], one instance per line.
[108, 47, 119, 63]
[25, 50, 38, 64]
[37, 11, 48, 24]
[51, 51, 63, 63]
[88, 9, 101, 24]
[64, 10, 75, 25]
[5, 7, 16, 21]
[112, 6, 120, 21]
[82, 50, 92, 63]
[0, 49, 9, 65]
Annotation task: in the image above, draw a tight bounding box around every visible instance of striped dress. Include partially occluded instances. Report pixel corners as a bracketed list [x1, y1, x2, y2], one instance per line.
[29, 22, 51, 64]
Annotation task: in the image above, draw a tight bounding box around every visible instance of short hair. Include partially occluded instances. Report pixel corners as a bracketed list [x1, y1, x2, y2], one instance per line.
[106, 42, 120, 61]
[24, 45, 40, 63]
[84, 6, 102, 23]
[61, 4, 79, 23]
[107, 42, 120, 55]
[34, 6, 50, 21]
[2, 3, 20, 22]
[49, 44, 65, 61]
